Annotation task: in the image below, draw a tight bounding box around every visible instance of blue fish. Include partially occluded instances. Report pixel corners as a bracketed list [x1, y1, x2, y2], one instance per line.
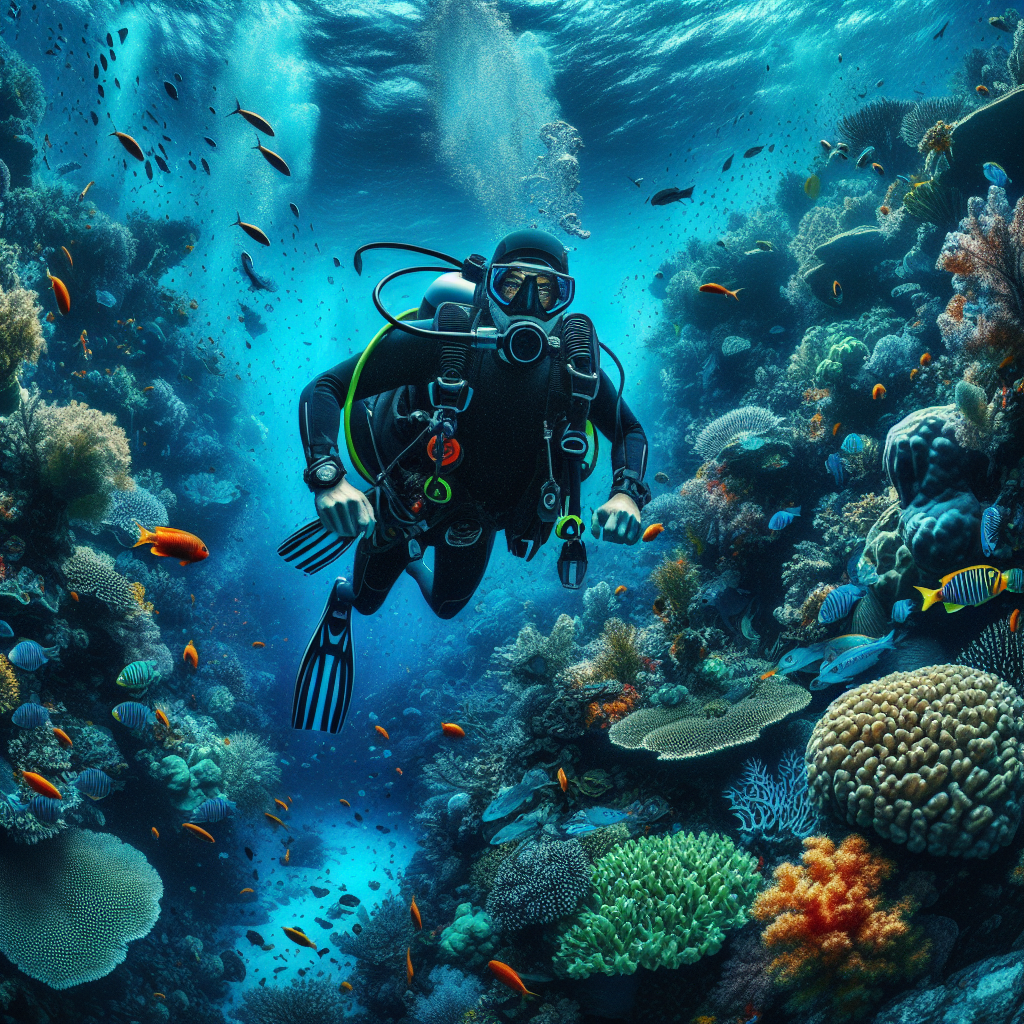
[825, 452, 846, 485]
[769, 507, 801, 531]
[116, 659, 161, 694]
[769, 325, 786, 334]
[891, 599, 915, 623]
[73, 769, 113, 800]
[191, 797, 237, 823]
[812, 631, 896, 689]
[490, 809, 545, 844]
[11, 702, 50, 728]
[981, 505, 1002, 558]
[847, 547, 879, 587]
[27, 795, 63, 823]
[112, 701, 156, 729]
[983, 162, 1012, 187]
[896, 174, 911, 185]
[482, 768, 553, 822]
[0, 621, 12, 639]
[7, 641, 55, 671]
[818, 583, 866, 624]
[777, 641, 829, 673]
[840, 433, 864, 454]
[95, 289, 117, 308]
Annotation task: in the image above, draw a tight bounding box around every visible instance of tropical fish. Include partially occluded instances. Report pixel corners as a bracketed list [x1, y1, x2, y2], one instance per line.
[976, 84, 990, 96]
[163, 80, 178, 99]
[777, 641, 830, 673]
[489, 808, 547, 844]
[232, 213, 271, 247]
[289, 202, 300, 217]
[981, 506, 1003, 558]
[0, 622, 12, 639]
[8, 640, 55, 671]
[61, 245, 73, 267]
[562, 807, 633, 835]
[983, 162, 1012, 187]
[182, 822, 216, 843]
[112, 701, 156, 729]
[916, 565, 1009, 612]
[78, 180, 95, 201]
[52, 727, 72, 748]
[11, 703, 50, 728]
[22, 772, 61, 800]
[722, 154, 734, 172]
[252, 136, 291, 176]
[410, 897, 422, 930]
[870, 162, 885, 176]
[891, 599, 916, 623]
[110, 129, 144, 160]
[990, 16, 1012, 30]
[832, 280, 843, 304]
[650, 186, 694, 205]
[488, 960, 539, 998]
[812, 631, 896, 688]
[134, 525, 209, 565]
[252, 641, 266, 648]
[182, 641, 198, 668]
[872, 383, 887, 400]
[804, 174, 821, 199]
[840, 433, 863, 454]
[154, 708, 170, 729]
[825, 452, 846, 485]
[441, 722, 465, 738]
[264, 812, 289, 829]
[280, 925, 315, 951]
[557, 767, 569, 793]
[339, 798, 351, 807]
[191, 797, 236, 823]
[27, 795, 63, 823]
[919, 352, 932, 367]
[341, 981, 353, 993]
[151, 827, 159, 840]
[374, 725, 390, 741]
[768, 507, 801, 531]
[72, 768, 113, 800]
[699, 282, 742, 300]
[240, 888, 254, 895]
[856, 147, 875, 168]
[228, 99, 275, 136]
[818, 584, 867, 624]
[482, 768, 554, 821]
[642, 523, 665, 542]
[96, 289, 117, 308]
[1012, 609, 1021, 633]
[116, 659, 161, 694]
[46, 271, 70, 316]
[274, 798, 288, 811]
[614, 585, 628, 597]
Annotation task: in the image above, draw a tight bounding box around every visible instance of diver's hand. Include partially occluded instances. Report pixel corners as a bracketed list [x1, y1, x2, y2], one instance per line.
[315, 478, 375, 539]
[591, 493, 642, 544]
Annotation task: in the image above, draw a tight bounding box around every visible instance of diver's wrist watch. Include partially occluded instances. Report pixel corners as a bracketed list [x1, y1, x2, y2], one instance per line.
[303, 455, 345, 491]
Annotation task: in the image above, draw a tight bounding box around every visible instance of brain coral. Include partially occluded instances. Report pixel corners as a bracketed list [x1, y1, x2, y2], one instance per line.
[485, 837, 590, 930]
[609, 681, 811, 760]
[0, 829, 162, 988]
[806, 664, 1024, 858]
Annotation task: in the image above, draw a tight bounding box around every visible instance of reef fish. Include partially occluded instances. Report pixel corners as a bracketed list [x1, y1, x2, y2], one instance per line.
[228, 99, 275, 136]
[134, 525, 209, 565]
[489, 808, 547, 844]
[804, 174, 821, 199]
[825, 452, 846, 486]
[110, 130, 144, 161]
[916, 565, 1010, 613]
[699, 282, 742, 300]
[650, 186, 694, 205]
[840, 433, 864, 454]
[817, 584, 866, 624]
[232, 213, 271, 247]
[11, 702, 50, 728]
[191, 797, 237, 823]
[410, 897, 422, 930]
[116, 659, 161, 694]
[22, 772, 61, 800]
[112, 701, 156, 729]
[812, 631, 896, 688]
[252, 136, 291, 176]
[983, 162, 1012, 186]
[562, 806, 632, 835]
[0, 621, 12, 639]
[26, 795, 63, 823]
[182, 822, 215, 843]
[440, 722, 465, 738]
[981, 506, 1002, 558]
[73, 768, 113, 800]
[283, 926, 316, 950]
[768, 507, 801, 531]
[891, 599, 916, 623]
[7, 640, 55, 671]
[642, 523, 665, 542]
[777, 642, 830, 673]
[488, 960, 539, 998]
[240, 250, 277, 292]
[96, 289, 117, 308]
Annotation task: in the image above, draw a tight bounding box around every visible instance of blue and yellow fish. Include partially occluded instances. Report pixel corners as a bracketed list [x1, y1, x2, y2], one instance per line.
[915, 565, 1017, 613]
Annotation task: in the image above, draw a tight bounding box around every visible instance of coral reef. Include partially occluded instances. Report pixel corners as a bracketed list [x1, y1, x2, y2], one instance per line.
[217, 731, 282, 813]
[234, 977, 345, 1024]
[724, 749, 818, 844]
[693, 406, 783, 463]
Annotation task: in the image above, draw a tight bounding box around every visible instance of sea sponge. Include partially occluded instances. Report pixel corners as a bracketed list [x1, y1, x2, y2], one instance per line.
[101, 484, 169, 541]
[806, 664, 1024, 858]
[0, 653, 18, 714]
[237, 977, 345, 1024]
[608, 681, 811, 760]
[0, 829, 162, 988]
[485, 838, 590, 930]
[553, 830, 760, 978]
[437, 903, 499, 967]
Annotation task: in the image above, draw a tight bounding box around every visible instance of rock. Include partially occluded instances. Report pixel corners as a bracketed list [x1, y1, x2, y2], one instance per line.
[872, 950, 1024, 1024]
[946, 87, 1024, 200]
[158, 755, 192, 795]
[804, 225, 897, 310]
[191, 758, 222, 789]
[220, 949, 245, 983]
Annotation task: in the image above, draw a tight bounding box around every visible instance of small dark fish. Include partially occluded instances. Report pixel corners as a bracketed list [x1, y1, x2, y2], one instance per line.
[332, 256, 341, 267]
[990, 16, 1012, 31]
[154, 155, 169, 173]
[722, 154, 734, 171]
[354, 812, 363, 822]
[118, 27, 128, 43]
[145, 159, 153, 180]
[311, 886, 329, 898]
[290, 202, 299, 218]
[650, 186, 694, 206]
[106, 31, 113, 46]
[203, 136, 216, 148]
[188, 159, 197, 170]
[100, 53, 107, 70]
[743, 145, 764, 158]
[253, 136, 290, 176]
[228, 99, 275, 136]
[91, 111, 99, 125]
[246, 930, 265, 946]
[201, 158, 210, 175]
[337, 893, 360, 907]
[174, 72, 182, 82]
[93, 63, 99, 79]
[245, 846, 254, 860]
[163, 81, 177, 100]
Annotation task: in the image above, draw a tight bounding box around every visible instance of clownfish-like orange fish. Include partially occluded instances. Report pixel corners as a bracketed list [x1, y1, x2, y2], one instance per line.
[557, 767, 568, 792]
[872, 383, 887, 400]
[440, 722, 465, 738]
[182, 822, 215, 843]
[135, 524, 209, 565]
[52, 727, 73, 748]
[642, 523, 665, 542]
[375, 725, 390, 741]
[182, 641, 198, 669]
[410, 896, 422, 930]
[22, 772, 62, 800]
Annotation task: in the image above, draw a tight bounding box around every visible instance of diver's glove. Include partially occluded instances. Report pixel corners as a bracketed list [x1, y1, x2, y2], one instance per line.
[591, 493, 641, 545]
[315, 478, 375, 540]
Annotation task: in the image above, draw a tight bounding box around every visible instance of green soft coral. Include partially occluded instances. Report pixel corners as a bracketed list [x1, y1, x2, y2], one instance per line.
[553, 830, 760, 979]
[814, 336, 869, 385]
[438, 903, 499, 968]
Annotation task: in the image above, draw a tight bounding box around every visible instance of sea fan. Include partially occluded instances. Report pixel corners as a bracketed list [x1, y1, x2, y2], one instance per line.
[899, 95, 970, 149]
[693, 406, 782, 462]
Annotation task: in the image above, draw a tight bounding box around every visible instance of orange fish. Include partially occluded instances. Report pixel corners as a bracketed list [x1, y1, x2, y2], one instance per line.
[252, 641, 266, 648]
[45, 311, 55, 322]
[232, 212, 271, 247]
[910, 368, 919, 381]
[153, 993, 165, 999]
[870, 162, 885, 175]
[339, 799, 351, 807]
[239, 888, 254, 894]
[614, 585, 628, 596]
[410, 896, 422, 930]
[274, 798, 288, 811]
[284, 848, 290, 864]
[69, 591, 79, 601]
[557, 767, 568, 793]
[143, 385, 155, 392]
[760, 668, 778, 680]
[52, 728, 73, 748]
[182, 822, 215, 843]
[487, 960, 539, 998]
[375, 725, 390, 741]
[340, 981, 353, 993]
[1011, 609, 1020, 633]
[698, 282, 742, 300]
[78, 180, 94, 201]
[265, 812, 289, 829]
[395, 767, 403, 776]
[46, 270, 71, 315]
[134, 525, 209, 565]
[976, 84, 989, 96]
[151, 827, 159, 840]
[920, 352, 931, 367]
[642, 523, 665, 542]
[406, 947, 414, 986]
[879, 205, 890, 215]
[283, 926, 316, 950]
[183, 641, 198, 668]
[110, 129, 144, 160]
[832, 422, 841, 436]
[154, 708, 170, 729]
[872, 383, 887, 400]
[61, 245, 73, 267]
[832, 279, 843, 303]
[999, 354, 1014, 370]
[440, 722, 465, 738]
[22, 772, 61, 800]
[223, 737, 231, 745]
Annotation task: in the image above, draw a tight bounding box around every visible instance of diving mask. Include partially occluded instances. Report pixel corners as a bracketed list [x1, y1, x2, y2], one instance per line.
[486, 263, 575, 321]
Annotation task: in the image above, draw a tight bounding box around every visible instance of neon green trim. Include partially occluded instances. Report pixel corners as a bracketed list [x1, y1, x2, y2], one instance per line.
[343, 308, 420, 482]
[424, 476, 452, 503]
[583, 420, 596, 475]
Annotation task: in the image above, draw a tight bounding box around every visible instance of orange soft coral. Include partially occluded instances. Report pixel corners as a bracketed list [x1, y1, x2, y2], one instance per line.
[751, 835, 928, 1021]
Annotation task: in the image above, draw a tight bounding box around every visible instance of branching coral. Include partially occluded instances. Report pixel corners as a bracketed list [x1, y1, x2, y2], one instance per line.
[752, 834, 929, 1021]
[0, 278, 44, 407]
[899, 97, 970, 149]
[218, 731, 282, 813]
[235, 977, 345, 1024]
[835, 98, 916, 168]
[724, 749, 818, 844]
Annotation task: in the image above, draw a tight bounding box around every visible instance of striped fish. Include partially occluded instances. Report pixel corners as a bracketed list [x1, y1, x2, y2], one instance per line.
[11, 702, 51, 729]
[840, 433, 864, 453]
[27, 795, 63, 823]
[817, 584, 866, 624]
[981, 506, 1002, 558]
[73, 768, 113, 800]
[190, 797, 237, 823]
[916, 565, 1007, 613]
[812, 631, 896, 688]
[7, 640, 56, 671]
[116, 659, 161, 694]
[0, 621, 13, 638]
[112, 701, 156, 729]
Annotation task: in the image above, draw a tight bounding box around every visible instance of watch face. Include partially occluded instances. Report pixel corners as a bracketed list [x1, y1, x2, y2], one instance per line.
[315, 463, 338, 483]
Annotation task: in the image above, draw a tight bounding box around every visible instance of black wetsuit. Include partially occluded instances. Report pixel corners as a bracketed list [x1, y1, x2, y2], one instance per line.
[300, 319, 648, 618]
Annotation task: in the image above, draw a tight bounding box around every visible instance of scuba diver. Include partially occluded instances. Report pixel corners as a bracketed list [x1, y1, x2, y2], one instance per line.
[283, 229, 650, 733]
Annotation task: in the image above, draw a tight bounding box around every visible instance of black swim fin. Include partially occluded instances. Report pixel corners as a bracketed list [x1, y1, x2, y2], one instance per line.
[277, 519, 355, 575]
[292, 577, 354, 733]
